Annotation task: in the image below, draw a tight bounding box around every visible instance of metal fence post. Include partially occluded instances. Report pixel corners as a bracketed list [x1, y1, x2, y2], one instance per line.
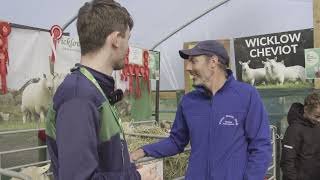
[0, 154, 2, 180]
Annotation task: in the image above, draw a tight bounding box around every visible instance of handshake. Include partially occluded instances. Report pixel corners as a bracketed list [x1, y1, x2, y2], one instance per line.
[130, 149, 162, 180]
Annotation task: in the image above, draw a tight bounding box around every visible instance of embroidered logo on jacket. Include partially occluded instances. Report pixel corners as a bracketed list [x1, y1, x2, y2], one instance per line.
[219, 115, 238, 126]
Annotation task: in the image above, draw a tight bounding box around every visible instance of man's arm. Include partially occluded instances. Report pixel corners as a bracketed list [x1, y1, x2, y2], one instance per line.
[56, 98, 141, 180]
[133, 103, 189, 159]
[280, 125, 300, 180]
[244, 89, 272, 180]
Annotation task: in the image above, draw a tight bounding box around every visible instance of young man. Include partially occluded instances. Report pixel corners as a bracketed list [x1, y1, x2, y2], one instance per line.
[46, 0, 158, 179]
[281, 92, 320, 180]
[131, 40, 272, 180]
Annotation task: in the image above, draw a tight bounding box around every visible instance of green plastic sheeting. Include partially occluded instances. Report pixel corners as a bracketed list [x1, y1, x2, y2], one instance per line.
[129, 77, 153, 121]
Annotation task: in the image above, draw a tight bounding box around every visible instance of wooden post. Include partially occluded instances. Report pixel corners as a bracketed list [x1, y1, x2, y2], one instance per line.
[314, 0, 320, 88]
[49, 56, 54, 75]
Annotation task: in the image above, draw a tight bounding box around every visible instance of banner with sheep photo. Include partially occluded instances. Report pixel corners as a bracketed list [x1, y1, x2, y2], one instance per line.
[234, 28, 313, 89]
[0, 26, 162, 178]
[0, 27, 80, 131]
[1, 29, 160, 131]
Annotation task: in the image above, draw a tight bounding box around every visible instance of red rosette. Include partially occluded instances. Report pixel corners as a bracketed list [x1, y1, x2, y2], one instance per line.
[0, 36, 3, 48]
[0, 22, 11, 37]
[50, 25, 63, 40]
[143, 50, 149, 67]
[140, 66, 145, 79]
[128, 64, 134, 94]
[50, 25, 63, 63]
[121, 66, 128, 81]
[0, 50, 7, 94]
[134, 65, 141, 98]
[125, 47, 130, 65]
[0, 21, 10, 94]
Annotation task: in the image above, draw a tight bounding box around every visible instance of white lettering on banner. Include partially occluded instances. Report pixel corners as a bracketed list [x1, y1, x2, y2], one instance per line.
[280, 34, 289, 44]
[58, 37, 80, 52]
[245, 33, 301, 47]
[249, 44, 299, 58]
[260, 37, 267, 46]
[244, 32, 302, 58]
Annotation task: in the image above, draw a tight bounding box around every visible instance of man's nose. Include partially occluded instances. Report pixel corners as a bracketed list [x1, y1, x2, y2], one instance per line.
[185, 61, 192, 71]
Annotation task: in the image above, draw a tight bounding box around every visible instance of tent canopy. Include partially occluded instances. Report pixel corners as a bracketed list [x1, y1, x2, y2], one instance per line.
[0, 0, 313, 90]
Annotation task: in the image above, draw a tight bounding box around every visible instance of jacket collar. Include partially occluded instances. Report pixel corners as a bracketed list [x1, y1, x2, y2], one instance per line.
[72, 63, 115, 95]
[195, 69, 234, 96]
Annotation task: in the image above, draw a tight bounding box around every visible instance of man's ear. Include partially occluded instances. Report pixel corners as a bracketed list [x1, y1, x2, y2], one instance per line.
[108, 31, 121, 48]
[210, 55, 219, 68]
[212, 55, 219, 63]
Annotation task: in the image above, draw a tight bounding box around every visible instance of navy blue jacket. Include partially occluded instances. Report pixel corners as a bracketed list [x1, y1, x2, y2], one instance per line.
[143, 70, 272, 180]
[47, 65, 140, 180]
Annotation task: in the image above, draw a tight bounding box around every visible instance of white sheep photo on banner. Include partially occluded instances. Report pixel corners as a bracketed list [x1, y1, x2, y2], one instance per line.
[234, 28, 313, 89]
[0, 27, 80, 128]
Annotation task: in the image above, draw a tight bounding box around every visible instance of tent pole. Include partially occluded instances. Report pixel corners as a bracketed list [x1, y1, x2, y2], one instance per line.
[155, 51, 161, 124]
[62, 14, 78, 31]
[10, 23, 69, 36]
[150, 0, 230, 50]
[151, 0, 229, 122]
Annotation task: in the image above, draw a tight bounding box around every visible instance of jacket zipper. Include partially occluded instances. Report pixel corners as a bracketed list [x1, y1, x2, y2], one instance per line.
[121, 141, 125, 168]
[208, 97, 214, 179]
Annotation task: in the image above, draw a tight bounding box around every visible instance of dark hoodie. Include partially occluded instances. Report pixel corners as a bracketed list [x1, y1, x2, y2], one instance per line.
[280, 103, 320, 180]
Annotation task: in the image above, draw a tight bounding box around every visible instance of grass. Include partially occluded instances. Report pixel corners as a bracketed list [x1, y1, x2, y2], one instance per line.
[0, 104, 45, 131]
[0, 97, 178, 131]
[0, 104, 21, 119]
[0, 120, 45, 131]
[256, 82, 313, 89]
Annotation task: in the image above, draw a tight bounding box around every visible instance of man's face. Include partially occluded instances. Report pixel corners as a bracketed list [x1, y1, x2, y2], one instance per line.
[304, 105, 320, 124]
[113, 28, 131, 70]
[185, 55, 213, 87]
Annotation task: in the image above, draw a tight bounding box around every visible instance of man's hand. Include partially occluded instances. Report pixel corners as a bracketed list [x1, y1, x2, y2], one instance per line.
[130, 148, 146, 161]
[137, 164, 161, 180]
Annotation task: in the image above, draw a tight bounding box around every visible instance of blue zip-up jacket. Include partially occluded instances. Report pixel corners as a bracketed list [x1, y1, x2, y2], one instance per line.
[46, 64, 140, 180]
[143, 70, 272, 180]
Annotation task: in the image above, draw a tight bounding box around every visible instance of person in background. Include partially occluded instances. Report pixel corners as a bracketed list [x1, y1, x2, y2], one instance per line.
[281, 92, 320, 180]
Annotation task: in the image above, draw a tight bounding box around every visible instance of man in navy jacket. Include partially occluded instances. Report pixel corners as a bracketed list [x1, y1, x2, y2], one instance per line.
[131, 40, 272, 180]
[46, 0, 158, 179]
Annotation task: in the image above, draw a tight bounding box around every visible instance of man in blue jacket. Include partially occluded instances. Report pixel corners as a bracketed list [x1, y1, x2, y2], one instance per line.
[131, 40, 272, 180]
[45, 0, 158, 179]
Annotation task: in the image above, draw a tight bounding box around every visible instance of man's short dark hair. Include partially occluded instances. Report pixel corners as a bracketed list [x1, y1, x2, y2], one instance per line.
[77, 0, 133, 55]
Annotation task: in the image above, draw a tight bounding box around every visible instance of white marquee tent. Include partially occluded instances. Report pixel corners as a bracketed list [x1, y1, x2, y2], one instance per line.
[0, 0, 313, 90]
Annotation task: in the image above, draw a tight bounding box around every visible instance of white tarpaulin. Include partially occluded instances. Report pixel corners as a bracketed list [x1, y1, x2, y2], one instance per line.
[7, 28, 80, 90]
[0, 0, 313, 90]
